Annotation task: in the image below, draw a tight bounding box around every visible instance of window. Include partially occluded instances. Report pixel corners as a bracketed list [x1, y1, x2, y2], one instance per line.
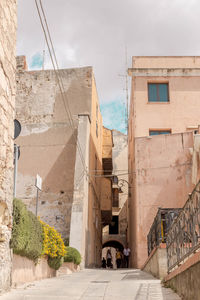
[95, 154, 97, 183]
[112, 188, 119, 208]
[148, 83, 169, 102]
[96, 104, 98, 138]
[109, 216, 119, 234]
[96, 104, 98, 119]
[96, 121, 98, 138]
[149, 130, 171, 136]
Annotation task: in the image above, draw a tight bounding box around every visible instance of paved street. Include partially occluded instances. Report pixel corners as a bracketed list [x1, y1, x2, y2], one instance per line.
[1, 269, 180, 300]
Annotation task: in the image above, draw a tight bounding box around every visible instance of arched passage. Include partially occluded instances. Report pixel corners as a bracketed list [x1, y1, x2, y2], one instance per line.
[103, 240, 124, 251]
[102, 240, 125, 269]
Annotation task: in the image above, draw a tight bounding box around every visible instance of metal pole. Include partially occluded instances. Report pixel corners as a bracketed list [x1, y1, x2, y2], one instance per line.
[13, 144, 19, 198]
[36, 188, 39, 216]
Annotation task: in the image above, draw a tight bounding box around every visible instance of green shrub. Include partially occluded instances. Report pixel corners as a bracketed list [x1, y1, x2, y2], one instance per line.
[48, 256, 64, 270]
[64, 246, 81, 265]
[10, 198, 43, 262]
[11, 198, 66, 271]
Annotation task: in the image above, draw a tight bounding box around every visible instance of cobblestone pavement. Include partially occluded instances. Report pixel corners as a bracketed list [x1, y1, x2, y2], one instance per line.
[1, 269, 180, 300]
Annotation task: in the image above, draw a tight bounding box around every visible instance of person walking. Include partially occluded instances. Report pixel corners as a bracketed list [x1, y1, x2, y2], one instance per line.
[106, 248, 112, 268]
[116, 249, 122, 268]
[123, 246, 131, 268]
[102, 257, 106, 268]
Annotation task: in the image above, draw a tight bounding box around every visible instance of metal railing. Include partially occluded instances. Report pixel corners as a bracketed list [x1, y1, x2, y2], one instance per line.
[147, 208, 182, 256]
[166, 181, 200, 272]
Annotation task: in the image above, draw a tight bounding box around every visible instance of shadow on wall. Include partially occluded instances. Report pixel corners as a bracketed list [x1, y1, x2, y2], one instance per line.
[43, 133, 77, 194]
[18, 133, 78, 239]
[85, 133, 103, 268]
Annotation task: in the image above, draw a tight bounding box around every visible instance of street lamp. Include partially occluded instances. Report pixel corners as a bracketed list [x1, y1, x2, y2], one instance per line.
[118, 179, 131, 193]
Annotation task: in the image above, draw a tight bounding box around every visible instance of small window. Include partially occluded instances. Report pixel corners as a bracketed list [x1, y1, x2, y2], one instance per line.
[149, 130, 171, 136]
[148, 83, 169, 102]
[96, 104, 98, 120]
[96, 121, 98, 138]
[109, 216, 119, 234]
[95, 154, 97, 183]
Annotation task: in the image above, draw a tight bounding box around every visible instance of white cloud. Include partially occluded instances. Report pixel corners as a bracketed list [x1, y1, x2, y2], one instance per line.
[17, 0, 200, 129]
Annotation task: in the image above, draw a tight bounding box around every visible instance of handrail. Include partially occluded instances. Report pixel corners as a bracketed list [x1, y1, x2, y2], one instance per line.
[147, 208, 181, 256]
[166, 180, 200, 272]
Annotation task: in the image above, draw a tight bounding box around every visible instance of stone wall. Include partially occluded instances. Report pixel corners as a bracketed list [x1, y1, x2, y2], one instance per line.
[15, 61, 105, 267]
[0, 0, 16, 292]
[15, 64, 93, 239]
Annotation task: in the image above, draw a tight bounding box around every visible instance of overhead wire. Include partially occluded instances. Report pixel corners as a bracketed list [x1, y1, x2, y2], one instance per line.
[37, 0, 86, 171]
[34, 0, 87, 175]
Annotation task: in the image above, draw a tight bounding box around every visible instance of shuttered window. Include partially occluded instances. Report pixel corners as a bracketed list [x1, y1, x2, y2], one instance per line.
[148, 83, 169, 102]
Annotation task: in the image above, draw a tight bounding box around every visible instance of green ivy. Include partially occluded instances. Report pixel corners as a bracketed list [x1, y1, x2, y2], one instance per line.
[10, 199, 43, 262]
[64, 246, 81, 265]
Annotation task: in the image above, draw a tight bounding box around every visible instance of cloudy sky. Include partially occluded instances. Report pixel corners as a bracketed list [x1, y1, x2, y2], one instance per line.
[17, 0, 200, 133]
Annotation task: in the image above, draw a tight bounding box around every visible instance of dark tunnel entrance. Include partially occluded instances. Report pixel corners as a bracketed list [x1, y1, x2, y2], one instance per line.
[102, 240, 124, 251]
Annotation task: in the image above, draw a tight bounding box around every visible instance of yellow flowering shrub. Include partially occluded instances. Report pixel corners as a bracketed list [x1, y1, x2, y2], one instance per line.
[40, 220, 66, 258]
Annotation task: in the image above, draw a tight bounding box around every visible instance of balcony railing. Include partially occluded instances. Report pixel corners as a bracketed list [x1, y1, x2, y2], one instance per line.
[166, 181, 200, 272]
[147, 208, 182, 256]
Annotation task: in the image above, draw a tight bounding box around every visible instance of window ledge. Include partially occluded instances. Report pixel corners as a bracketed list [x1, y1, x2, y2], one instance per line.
[147, 101, 170, 104]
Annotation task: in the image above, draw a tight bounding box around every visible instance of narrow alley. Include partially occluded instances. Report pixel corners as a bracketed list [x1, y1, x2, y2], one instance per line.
[1, 269, 180, 300]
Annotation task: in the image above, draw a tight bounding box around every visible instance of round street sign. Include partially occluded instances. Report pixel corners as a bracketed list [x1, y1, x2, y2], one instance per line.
[14, 119, 21, 140]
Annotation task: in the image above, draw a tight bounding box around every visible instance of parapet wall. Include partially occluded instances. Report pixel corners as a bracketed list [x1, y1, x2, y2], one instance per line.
[142, 245, 167, 280]
[164, 251, 200, 300]
[12, 255, 56, 286]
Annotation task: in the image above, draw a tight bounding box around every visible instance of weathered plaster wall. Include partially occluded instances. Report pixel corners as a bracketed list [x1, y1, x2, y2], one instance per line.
[165, 260, 200, 300]
[130, 56, 200, 138]
[12, 254, 56, 286]
[15, 63, 93, 239]
[16, 62, 104, 268]
[86, 76, 103, 267]
[69, 115, 90, 267]
[100, 178, 112, 211]
[0, 0, 16, 292]
[164, 250, 200, 299]
[129, 132, 194, 268]
[102, 127, 113, 159]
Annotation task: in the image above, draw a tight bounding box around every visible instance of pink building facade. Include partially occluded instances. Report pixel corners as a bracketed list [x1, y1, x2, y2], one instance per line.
[128, 57, 200, 268]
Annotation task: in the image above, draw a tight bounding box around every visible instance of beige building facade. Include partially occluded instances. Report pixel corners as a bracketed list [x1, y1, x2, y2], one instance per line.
[128, 56, 200, 268]
[128, 56, 200, 137]
[15, 57, 112, 267]
[0, 0, 17, 291]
